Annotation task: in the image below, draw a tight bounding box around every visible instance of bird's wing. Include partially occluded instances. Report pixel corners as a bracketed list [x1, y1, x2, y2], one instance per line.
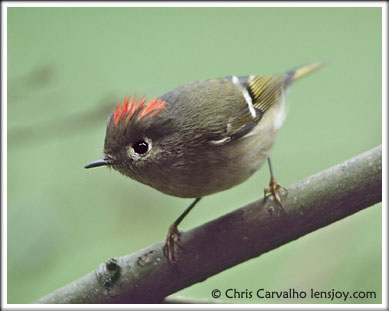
[220, 74, 289, 143]
[159, 76, 289, 145]
[162, 63, 325, 145]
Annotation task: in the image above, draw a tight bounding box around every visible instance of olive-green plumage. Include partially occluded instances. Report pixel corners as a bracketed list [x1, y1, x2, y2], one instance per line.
[87, 62, 325, 198]
[84, 62, 325, 265]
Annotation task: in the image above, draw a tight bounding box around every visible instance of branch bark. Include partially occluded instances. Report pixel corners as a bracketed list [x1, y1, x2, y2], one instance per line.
[35, 145, 382, 304]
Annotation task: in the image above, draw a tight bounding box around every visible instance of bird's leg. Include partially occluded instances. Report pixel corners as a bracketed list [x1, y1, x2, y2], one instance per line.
[264, 157, 288, 208]
[163, 197, 202, 266]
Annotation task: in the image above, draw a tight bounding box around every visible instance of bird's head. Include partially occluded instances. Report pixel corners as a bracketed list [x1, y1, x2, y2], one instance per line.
[85, 95, 169, 181]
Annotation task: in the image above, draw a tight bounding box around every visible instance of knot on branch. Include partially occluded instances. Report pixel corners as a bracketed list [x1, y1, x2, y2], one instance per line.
[96, 257, 121, 288]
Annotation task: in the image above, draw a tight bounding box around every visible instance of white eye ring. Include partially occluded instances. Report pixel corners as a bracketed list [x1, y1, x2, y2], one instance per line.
[127, 137, 152, 160]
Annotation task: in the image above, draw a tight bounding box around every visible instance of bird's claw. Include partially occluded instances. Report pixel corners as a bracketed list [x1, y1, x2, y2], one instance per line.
[162, 223, 183, 266]
[264, 177, 288, 209]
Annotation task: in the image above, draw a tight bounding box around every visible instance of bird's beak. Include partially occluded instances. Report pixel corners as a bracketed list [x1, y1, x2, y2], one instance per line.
[84, 156, 113, 169]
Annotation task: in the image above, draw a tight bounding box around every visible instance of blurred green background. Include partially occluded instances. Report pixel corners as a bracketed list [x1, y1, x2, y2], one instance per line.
[7, 7, 382, 304]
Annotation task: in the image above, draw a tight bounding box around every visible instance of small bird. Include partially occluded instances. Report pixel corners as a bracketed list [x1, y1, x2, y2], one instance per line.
[85, 62, 325, 265]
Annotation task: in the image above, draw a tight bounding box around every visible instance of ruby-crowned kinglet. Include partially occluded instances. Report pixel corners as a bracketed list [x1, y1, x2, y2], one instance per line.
[85, 62, 325, 265]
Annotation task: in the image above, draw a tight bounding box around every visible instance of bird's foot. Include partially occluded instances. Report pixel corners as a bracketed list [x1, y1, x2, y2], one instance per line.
[264, 176, 288, 210]
[162, 223, 183, 267]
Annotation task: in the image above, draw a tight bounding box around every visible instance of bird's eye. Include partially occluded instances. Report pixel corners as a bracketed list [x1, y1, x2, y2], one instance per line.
[128, 137, 152, 159]
[132, 140, 149, 155]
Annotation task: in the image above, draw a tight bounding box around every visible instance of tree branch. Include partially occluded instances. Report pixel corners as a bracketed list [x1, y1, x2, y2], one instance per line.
[35, 145, 382, 304]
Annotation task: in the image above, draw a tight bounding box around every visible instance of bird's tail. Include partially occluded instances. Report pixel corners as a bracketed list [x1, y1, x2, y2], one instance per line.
[287, 61, 327, 83]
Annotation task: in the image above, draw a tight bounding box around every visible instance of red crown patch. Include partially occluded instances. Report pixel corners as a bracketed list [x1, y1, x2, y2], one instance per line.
[113, 94, 166, 125]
